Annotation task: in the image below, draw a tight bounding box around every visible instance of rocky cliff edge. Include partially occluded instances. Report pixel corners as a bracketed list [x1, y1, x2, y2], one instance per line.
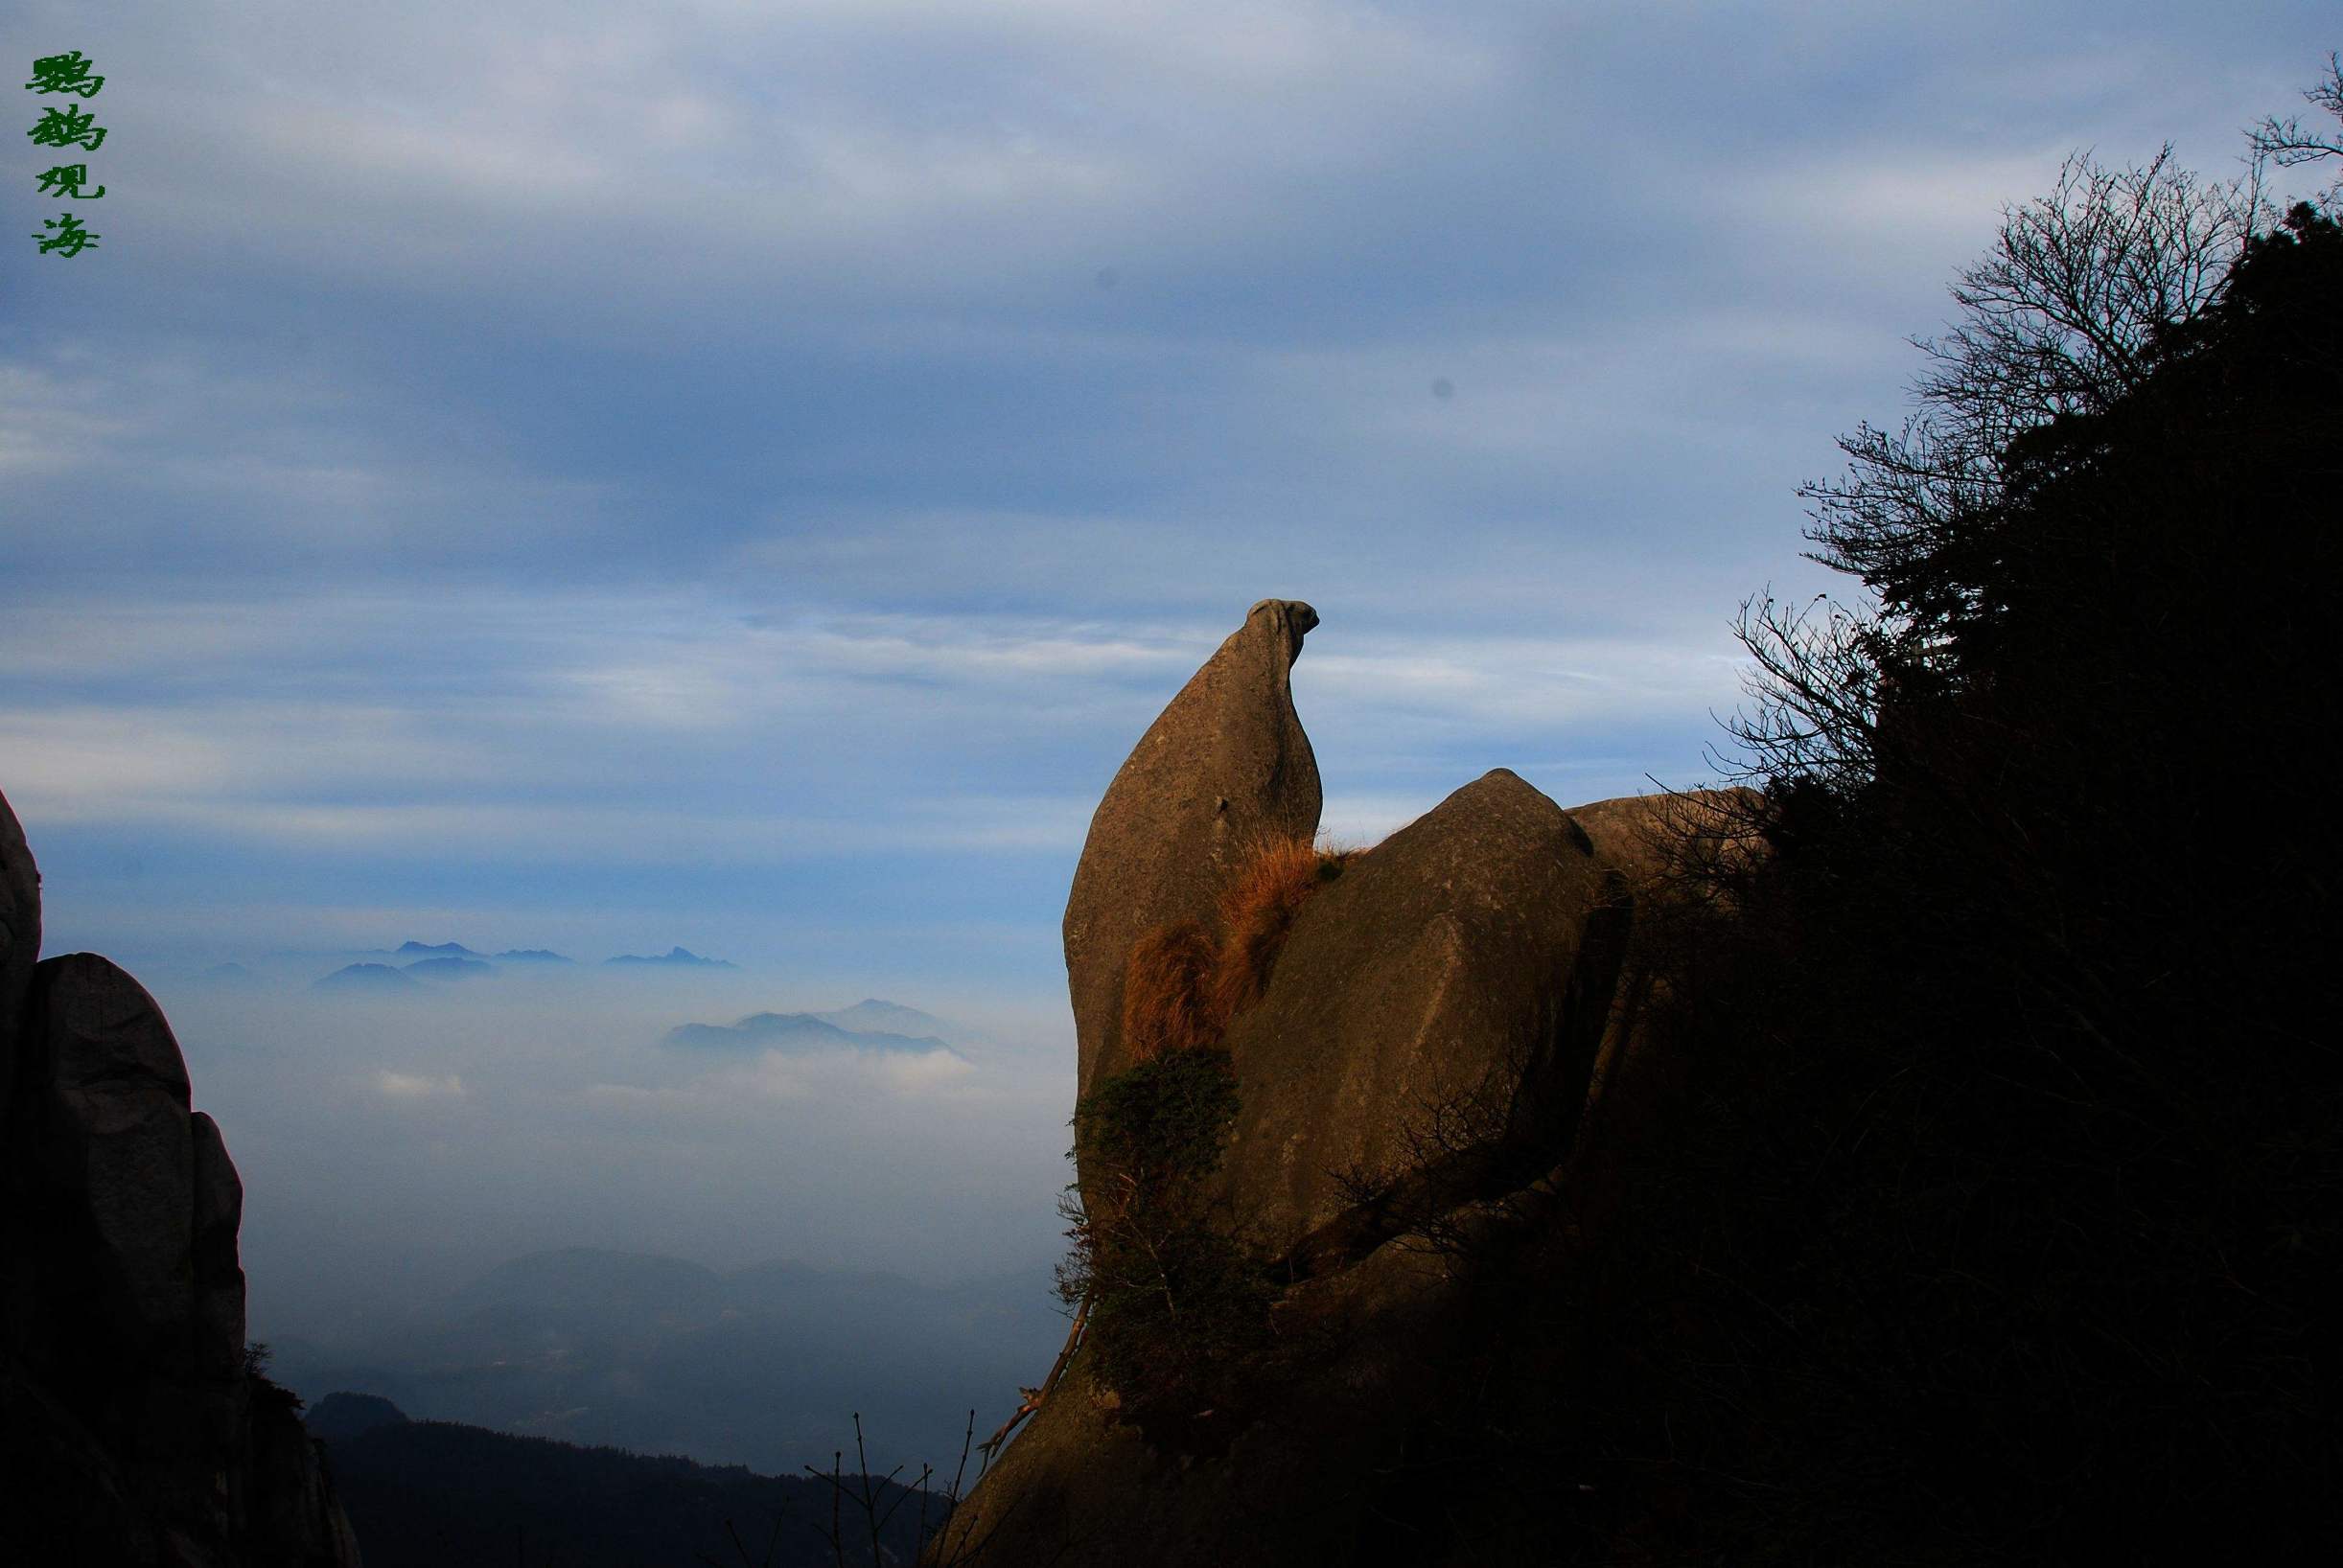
[0, 786, 362, 1568]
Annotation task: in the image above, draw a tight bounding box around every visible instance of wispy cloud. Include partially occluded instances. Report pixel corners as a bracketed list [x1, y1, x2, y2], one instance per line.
[583, 1040, 984, 1117]
[374, 1070, 467, 1101]
[0, 581, 1744, 884]
[0, 361, 132, 475]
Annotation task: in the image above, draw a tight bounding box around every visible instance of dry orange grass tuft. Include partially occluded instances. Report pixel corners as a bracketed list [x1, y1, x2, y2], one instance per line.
[1122, 919, 1225, 1061]
[1209, 835, 1345, 1024]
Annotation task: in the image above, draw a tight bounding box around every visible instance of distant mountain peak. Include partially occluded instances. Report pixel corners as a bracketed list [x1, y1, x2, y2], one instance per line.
[396, 940, 484, 957]
[314, 962, 421, 993]
[661, 1010, 955, 1056]
[604, 947, 736, 968]
[811, 999, 957, 1040]
[306, 1392, 409, 1444]
[405, 956, 497, 980]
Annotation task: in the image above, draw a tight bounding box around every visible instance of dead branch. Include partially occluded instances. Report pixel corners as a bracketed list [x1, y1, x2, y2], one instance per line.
[978, 1294, 1090, 1466]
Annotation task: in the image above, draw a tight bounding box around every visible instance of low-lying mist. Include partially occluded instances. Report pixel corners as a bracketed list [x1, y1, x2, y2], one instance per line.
[142, 954, 1076, 1468]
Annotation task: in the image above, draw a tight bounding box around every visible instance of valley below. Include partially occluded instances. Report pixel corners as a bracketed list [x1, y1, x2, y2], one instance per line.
[271, 1245, 1065, 1478]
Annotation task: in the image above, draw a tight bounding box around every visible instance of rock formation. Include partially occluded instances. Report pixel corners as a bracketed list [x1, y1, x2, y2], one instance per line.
[1213, 770, 1628, 1266]
[1560, 787, 1764, 1180]
[937, 607, 1743, 1568]
[0, 784, 362, 1568]
[1063, 599, 1322, 1095]
[1, 787, 38, 1127]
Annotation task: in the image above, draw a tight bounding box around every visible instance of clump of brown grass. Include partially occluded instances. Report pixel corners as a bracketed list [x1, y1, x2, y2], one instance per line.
[1209, 835, 1347, 1023]
[1122, 918, 1225, 1061]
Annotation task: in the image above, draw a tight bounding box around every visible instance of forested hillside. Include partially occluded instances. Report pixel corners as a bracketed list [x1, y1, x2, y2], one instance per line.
[325, 1412, 945, 1568]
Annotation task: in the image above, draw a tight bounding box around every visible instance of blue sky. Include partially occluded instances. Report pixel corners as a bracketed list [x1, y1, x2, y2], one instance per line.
[9, 3, 2332, 984]
[3, 5, 2335, 1345]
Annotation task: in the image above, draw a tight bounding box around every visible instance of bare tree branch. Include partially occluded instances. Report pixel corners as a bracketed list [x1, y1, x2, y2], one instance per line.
[1728, 141, 2264, 795]
[2249, 51, 2343, 198]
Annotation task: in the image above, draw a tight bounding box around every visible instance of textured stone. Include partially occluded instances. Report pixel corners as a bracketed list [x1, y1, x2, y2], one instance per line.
[1566, 791, 1684, 889]
[1063, 599, 1322, 1094]
[957, 625, 1661, 1563]
[1214, 769, 1628, 1263]
[1564, 788, 1761, 1159]
[0, 1359, 163, 1567]
[245, 1395, 367, 1568]
[0, 786, 39, 1126]
[190, 1114, 248, 1376]
[1566, 786, 1759, 893]
[933, 1235, 1470, 1568]
[35, 954, 199, 1358]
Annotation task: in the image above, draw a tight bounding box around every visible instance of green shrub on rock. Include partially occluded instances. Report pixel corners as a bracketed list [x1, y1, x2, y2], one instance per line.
[1056, 1049, 1274, 1444]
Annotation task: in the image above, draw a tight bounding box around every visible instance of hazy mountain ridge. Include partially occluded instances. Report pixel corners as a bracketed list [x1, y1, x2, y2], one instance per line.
[272, 1246, 1062, 1478]
[314, 1405, 940, 1568]
[605, 946, 737, 968]
[266, 939, 743, 982]
[661, 1010, 958, 1055]
[313, 961, 421, 993]
[813, 999, 958, 1038]
[405, 956, 497, 980]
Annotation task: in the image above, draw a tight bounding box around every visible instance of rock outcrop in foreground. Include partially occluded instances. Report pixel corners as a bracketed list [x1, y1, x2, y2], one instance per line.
[0, 787, 361, 1568]
[937, 606, 1741, 1567]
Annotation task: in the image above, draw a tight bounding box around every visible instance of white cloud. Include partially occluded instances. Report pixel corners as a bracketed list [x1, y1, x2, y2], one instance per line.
[876, 1048, 981, 1093]
[375, 1070, 467, 1100]
[11, 792, 1098, 865]
[0, 709, 240, 803]
[0, 703, 514, 831]
[0, 574, 1753, 877]
[1733, 145, 2072, 265]
[581, 1039, 984, 1119]
[1302, 634, 1748, 728]
[0, 362, 132, 476]
[70, 0, 1500, 321]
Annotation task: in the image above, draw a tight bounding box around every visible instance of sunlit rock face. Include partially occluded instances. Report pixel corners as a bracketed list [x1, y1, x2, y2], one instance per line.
[941, 610, 1694, 1568]
[1213, 768, 1628, 1268]
[1063, 598, 1322, 1097]
[0, 783, 361, 1568]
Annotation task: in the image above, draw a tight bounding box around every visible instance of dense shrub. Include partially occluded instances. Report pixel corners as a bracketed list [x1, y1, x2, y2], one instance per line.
[1056, 1050, 1273, 1444]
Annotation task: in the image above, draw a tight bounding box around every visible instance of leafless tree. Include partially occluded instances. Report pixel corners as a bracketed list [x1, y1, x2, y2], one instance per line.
[1728, 144, 2262, 794]
[2249, 51, 2343, 200]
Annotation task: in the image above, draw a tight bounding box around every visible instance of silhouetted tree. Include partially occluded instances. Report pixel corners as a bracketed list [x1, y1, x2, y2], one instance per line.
[1497, 84, 2343, 1565]
[1729, 143, 2262, 797]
